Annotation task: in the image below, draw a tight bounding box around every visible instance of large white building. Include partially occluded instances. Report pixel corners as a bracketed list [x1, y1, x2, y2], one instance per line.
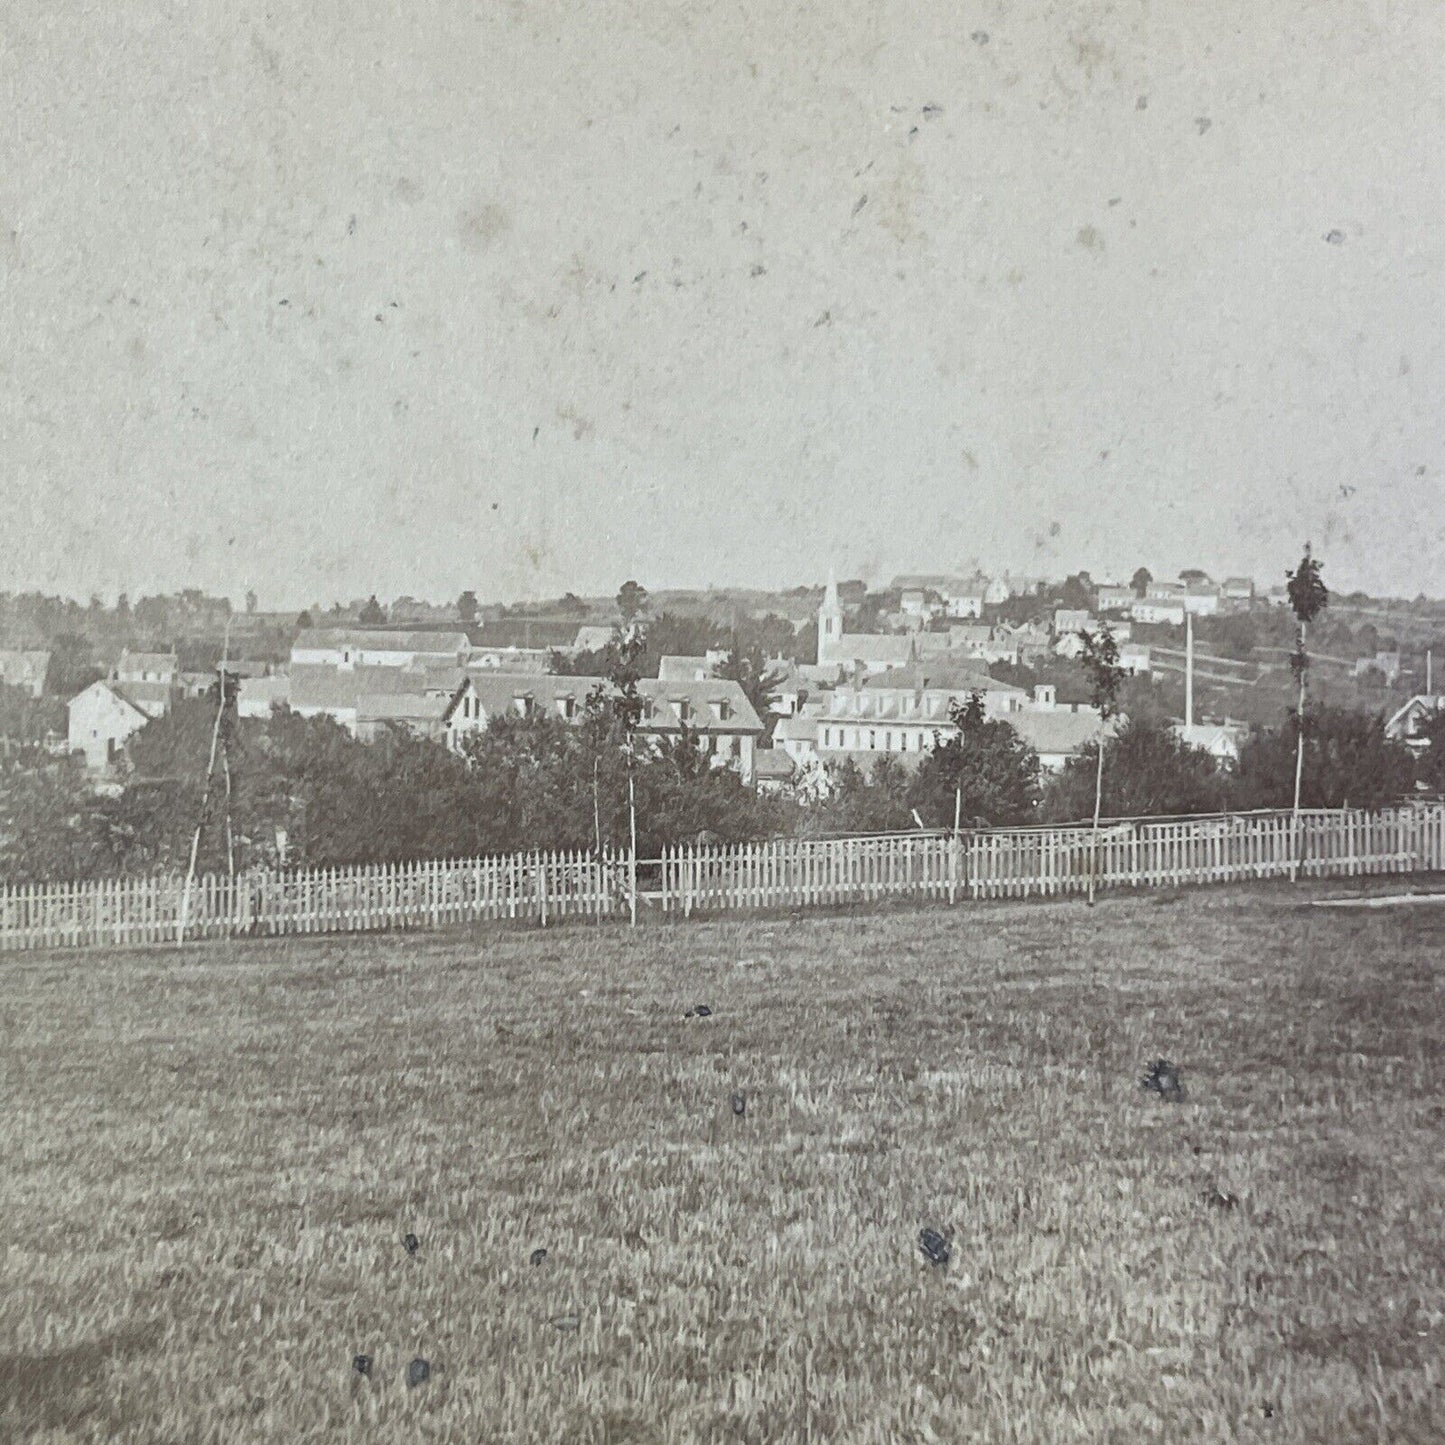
[290, 628, 471, 670]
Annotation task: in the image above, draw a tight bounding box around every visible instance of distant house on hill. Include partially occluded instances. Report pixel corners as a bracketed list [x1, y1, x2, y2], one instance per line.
[0, 649, 51, 698]
[1095, 584, 1135, 615]
[1353, 651, 1402, 684]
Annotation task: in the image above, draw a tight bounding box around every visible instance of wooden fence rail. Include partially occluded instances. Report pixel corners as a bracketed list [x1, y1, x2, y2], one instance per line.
[2, 807, 1443, 953]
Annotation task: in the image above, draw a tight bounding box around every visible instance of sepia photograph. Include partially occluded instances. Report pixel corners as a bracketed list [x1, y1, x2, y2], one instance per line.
[2, 0, 1443, 1439]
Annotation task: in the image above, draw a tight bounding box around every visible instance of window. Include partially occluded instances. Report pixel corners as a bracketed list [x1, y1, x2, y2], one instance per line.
[885, 731, 893, 750]
[869, 729, 877, 750]
[673, 697, 691, 723]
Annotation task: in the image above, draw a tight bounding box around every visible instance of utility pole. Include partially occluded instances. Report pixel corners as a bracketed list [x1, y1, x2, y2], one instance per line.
[1185, 608, 1195, 730]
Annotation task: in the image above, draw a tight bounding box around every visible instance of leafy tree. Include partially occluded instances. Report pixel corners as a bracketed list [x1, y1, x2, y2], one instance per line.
[616, 580, 649, 626]
[296, 610, 313, 629]
[245, 590, 258, 614]
[1286, 543, 1329, 878]
[358, 595, 388, 626]
[0, 753, 108, 883]
[1042, 716, 1228, 822]
[1131, 567, 1153, 598]
[45, 633, 103, 698]
[1059, 572, 1095, 612]
[456, 590, 479, 626]
[803, 757, 913, 836]
[1414, 707, 1445, 794]
[1078, 625, 1125, 904]
[1233, 706, 1412, 813]
[714, 646, 785, 739]
[907, 694, 1040, 828]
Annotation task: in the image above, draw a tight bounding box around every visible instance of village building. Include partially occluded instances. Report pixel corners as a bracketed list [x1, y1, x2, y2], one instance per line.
[289, 628, 471, 670]
[66, 679, 168, 770]
[113, 649, 179, 686]
[1132, 582, 1186, 626]
[1005, 708, 1116, 772]
[1173, 720, 1248, 764]
[1385, 694, 1445, 750]
[658, 651, 731, 682]
[1095, 584, 1136, 614]
[0, 649, 51, 698]
[1051, 609, 1094, 637]
[441, 673, 763, 784]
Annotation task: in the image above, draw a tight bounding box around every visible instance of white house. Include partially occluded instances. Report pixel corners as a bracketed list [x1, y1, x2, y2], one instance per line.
[1005, 708, 1115, 773]
[1386, 695, 1445, 750]
[1119, 643, 1152, 676]
[290, 628, 471, 670]
[0, 649, 50, 698]
[442, 673, 763, 784]
[1173, 721, 1247, 764]
[1052, 609, 1094, 637]
[237, 674, 291, 719]
[67, 680, 165, 770]
[1095, 584, 1136, 615]
[658, 651, 730, 682]
[1127, 592, 1184, 627]
[114, 650, 178, 686]
[1182, 584, 1221, 617]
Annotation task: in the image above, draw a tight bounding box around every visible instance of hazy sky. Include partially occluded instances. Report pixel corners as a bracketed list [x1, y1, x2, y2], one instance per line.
[4, 0, 1443, 607]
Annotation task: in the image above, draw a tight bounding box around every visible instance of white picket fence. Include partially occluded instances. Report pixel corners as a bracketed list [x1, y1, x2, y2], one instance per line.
[1, 807, 1442, 953]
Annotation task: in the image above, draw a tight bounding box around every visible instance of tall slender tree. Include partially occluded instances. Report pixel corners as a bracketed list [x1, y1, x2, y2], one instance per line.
[1078, 624, 1125, 906]
[1285, 543, 1329, 880]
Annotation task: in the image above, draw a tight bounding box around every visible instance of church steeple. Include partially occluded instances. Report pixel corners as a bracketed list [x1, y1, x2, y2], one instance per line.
[818, 568, 843, 667]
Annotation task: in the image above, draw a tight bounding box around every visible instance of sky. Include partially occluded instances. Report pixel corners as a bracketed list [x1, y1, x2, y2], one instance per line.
[3, 0, 1444, 608]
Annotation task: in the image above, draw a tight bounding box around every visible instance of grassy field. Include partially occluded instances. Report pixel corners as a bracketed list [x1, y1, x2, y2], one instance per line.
[2, 884, 1443, 1443]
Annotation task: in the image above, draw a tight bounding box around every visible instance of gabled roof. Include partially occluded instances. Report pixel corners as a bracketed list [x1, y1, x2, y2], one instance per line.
[1005, 709, 1114, 757]
[753, 750, 796, 780]
[861, 661, 1022, 694]
[290, 662, 464, 711]
[1387, 695, 1445, 737]
[444, 672, 764, 735]
[116, 650, 178, 674]
[573, 625, 616, 652]
[773, 715, 819, 742]
[657, 655, 715, 682]
[69, 679, 153, 723]
[357, 693, 452, 723]
[830, 633, 916, 664]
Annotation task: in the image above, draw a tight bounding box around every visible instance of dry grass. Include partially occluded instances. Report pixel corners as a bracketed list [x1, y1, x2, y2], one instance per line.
[2, 883, 1443, 1442]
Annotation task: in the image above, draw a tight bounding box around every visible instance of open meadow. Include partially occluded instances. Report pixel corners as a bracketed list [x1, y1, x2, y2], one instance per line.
[2, 883, 1443, 1442]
